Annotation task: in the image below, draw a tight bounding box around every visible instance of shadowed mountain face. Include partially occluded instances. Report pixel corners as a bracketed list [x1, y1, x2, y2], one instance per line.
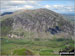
[0, 8, 74, 39]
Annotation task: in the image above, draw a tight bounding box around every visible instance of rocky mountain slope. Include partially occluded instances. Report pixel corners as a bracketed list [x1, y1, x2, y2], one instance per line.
[0, 8, 74, 39]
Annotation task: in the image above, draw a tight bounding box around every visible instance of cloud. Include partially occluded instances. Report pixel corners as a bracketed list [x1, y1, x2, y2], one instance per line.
[53, 5, 64, 9]
[0, 0, 37, 13]
[0, 0, 74, 13]
[65, 6, 74, 11]
[10, 1, 27, 4]
[24, 5, 34, 9]
[52, 5, 74, 12]
[43, 4, 74, 13]
[44, 5, 51, 9]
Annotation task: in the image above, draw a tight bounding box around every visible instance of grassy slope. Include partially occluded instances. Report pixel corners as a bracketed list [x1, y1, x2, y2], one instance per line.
[1, 35, 74, 56]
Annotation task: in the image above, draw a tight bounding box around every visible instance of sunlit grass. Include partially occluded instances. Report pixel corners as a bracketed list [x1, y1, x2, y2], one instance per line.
[1, 36, 74, 55]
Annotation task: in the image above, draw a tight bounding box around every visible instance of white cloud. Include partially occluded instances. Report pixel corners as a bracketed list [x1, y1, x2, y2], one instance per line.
[28, 1, 36, 4]
[52, 5, 74, 12]
[0, 0, 38, 13]
[43, 4, 74, 13]
[65, 6, 74, 11]
[24, 5, 34, 9]
[44, 5, 51, 9]
[10, 1, 37, 5]
[53, 5, 64, 8]
[11, 1, 27, 4]
[0, 0, 74, 13]
[53, 5, 64, 10]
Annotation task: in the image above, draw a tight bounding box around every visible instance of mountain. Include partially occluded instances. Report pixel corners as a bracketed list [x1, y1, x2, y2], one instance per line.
[0, 12, 13, 16]
[0, 8, 74, 39]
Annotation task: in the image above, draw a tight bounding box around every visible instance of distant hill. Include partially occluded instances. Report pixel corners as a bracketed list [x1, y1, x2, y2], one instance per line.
[62, 14, 75, 21]
[0, 8, 74, 39]
[1, 12, 13, 16]
[62, 13, 74, 16]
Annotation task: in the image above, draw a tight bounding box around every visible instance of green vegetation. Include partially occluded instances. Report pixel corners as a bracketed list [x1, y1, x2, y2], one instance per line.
[40, 49, 53, 55]
[1, 18, 13, 36]
[1, 36, 74, 56]
[13, 48, 27, 55]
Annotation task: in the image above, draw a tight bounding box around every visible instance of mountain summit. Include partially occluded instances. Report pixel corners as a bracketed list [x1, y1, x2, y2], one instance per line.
[1, 8, 74, 39]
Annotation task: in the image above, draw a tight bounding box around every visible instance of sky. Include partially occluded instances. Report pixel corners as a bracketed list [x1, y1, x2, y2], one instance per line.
[0, 0, 74, 14]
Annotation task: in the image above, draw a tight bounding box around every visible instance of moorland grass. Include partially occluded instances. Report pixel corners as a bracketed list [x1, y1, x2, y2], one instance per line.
[1, 36, 74, 56]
